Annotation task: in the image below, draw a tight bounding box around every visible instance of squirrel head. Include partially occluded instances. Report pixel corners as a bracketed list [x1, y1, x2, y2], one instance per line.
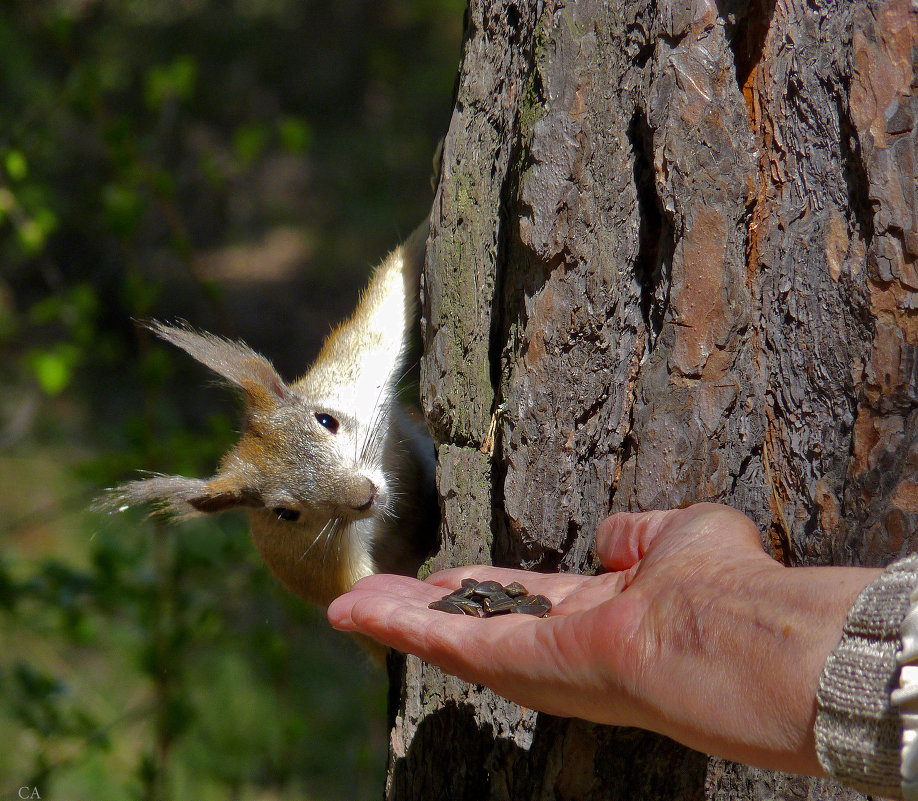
[100, 227, 428, 619]
[106, 322, 391, 527]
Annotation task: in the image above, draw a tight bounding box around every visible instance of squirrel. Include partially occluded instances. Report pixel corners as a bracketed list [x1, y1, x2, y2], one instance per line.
[100, 222, 439, 630]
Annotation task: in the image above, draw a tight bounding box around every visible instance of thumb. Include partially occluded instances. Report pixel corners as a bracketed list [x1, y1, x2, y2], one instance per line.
[595, 509, 677, 571]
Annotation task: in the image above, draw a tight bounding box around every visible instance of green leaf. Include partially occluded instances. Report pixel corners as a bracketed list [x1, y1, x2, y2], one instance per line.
[17, 218, 46, 254]
[145, 56, 198, 110]
[31, 352, 70, 395]
[5, 149, 28, 181]
[233, 123, 269, 166]
[34, 206, 58, 235]
[16, 208, 58, 255]
[28, 294, 64, 326]
[278, 116, 313, 153]
[26, 344, 81, 396]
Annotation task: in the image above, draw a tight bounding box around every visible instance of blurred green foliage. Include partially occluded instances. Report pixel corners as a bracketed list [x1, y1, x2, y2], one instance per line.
[0, 0, 462, 798]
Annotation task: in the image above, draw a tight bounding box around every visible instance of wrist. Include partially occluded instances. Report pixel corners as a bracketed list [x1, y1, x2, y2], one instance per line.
[629, 557, 881, 775]
[764, 564, 883, 774]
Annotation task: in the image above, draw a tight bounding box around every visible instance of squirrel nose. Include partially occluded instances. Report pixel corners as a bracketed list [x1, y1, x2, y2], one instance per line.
[346, 477, 378, 512]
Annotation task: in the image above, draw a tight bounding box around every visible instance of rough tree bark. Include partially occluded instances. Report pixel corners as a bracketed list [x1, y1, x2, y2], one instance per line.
[388, 1, 918, 799]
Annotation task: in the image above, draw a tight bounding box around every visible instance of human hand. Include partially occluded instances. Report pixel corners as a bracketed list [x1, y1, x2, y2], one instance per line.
[328, 503, 880, 775]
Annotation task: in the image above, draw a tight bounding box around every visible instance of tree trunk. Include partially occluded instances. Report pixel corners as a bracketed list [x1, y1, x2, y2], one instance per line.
[389, 1, 918, 799]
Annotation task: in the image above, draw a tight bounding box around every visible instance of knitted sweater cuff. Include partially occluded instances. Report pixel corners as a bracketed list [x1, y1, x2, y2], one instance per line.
[815, 554, 918, 797]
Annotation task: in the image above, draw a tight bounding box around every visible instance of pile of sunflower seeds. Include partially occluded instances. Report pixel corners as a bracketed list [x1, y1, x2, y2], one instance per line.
[428, 578, 552, 618]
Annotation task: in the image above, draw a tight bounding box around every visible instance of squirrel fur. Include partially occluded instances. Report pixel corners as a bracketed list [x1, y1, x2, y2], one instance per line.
[102, 222, 438, 617]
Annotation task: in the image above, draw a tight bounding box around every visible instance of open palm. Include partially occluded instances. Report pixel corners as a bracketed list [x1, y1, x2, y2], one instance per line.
[329, 503, 878, 776]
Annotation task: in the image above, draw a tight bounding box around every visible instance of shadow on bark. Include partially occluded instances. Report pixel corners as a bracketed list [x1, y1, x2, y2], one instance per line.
[388, 703, 708, 801]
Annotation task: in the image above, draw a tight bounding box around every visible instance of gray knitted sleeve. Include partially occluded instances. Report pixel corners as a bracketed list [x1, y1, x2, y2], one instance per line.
[814, 554, 918, 797]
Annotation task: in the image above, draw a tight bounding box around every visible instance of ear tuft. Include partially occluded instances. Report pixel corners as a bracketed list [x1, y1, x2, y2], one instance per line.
[146, 321, 289, 408]
[94, 474, 262, 520]
[188, 487, 264, 514]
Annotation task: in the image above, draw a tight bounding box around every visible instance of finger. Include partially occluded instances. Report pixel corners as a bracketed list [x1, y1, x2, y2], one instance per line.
[352, 572, 442, 599]
[340, 587, 537, 678]
[690, 503, 766, 552]
[371, 607, 616, 723]
[426, 565, 536, 589]
[595, 509, 676, 571]
[551, 571, 629, 615]
[331, 584, 620, 723]
[328, 576, 441, 629]
[331, 574, 569, 669]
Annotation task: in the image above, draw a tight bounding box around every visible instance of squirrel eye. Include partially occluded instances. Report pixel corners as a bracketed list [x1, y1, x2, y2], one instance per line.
[314, 412, 339, 434]
[272, 507, 301, 522]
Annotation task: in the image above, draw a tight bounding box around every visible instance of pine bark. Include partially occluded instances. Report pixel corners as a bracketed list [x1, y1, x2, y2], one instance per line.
[389, 1, 918, 799]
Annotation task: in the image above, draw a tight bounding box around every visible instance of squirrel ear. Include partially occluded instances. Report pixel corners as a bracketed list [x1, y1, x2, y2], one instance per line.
[187, 486, 264, 514]
[96, 474, 264, 519]
[147, 321, 288, 409]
